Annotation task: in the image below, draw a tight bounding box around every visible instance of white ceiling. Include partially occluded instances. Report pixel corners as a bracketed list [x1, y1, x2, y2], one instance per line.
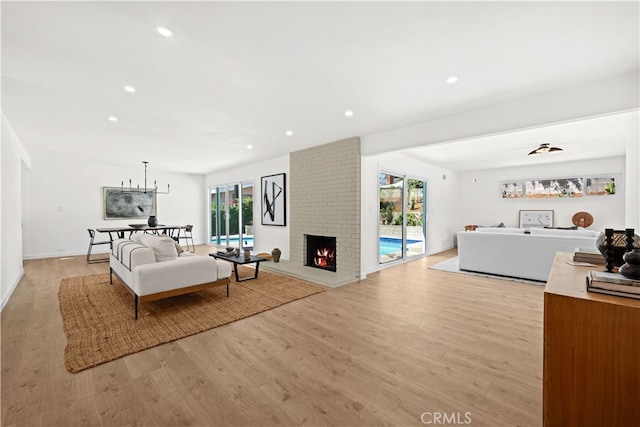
[2, 1, 638, 174]
[402, 111, 636, 172]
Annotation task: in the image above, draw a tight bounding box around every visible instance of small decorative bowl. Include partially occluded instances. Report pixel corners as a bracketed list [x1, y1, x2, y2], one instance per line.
[225, 247, 234, 253]
[129, 224, 146, 229]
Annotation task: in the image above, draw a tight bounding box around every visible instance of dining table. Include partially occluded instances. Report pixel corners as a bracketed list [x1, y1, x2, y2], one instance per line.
[96, 224, 185, 241]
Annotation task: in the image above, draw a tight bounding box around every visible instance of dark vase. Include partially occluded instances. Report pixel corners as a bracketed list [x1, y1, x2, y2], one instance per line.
[148, 215, 158, 227]
[596, 230, 640, 267]
[272, 248, 281, 263]
[619, 249, 640, 280]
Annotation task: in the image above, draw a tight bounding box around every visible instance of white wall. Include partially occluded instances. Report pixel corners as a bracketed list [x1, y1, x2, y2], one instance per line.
[2, 114, 31, 309]
[625, 111, 640, 229]
[204, 155, 290, 258]
[456, 157, 626, 232]
[362, 152, 459, 274]
[22, 156, 204, 259]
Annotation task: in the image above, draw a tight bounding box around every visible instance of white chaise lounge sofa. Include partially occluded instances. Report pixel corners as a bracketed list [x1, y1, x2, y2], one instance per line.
[110, 234, 232, 318]
[457, 227, 600, 282]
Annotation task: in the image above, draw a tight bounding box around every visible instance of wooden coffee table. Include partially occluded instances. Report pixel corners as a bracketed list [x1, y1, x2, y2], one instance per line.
[209, 252, 266, 282]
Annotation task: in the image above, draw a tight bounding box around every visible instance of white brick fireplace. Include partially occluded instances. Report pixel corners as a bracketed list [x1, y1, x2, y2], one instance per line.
[288, 137, 361, 286]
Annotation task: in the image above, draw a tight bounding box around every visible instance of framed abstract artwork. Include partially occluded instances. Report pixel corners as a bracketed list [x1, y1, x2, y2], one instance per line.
[261, 173, 286, 226]
[519, 210, 554, 228]
[103, 187, 156, 220]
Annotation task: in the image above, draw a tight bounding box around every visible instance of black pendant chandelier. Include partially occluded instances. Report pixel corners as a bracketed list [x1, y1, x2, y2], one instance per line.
[120, 161, 170, 194]
[528, 143, 563, 155]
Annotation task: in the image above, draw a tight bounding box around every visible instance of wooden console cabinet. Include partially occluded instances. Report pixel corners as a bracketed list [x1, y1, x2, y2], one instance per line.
[544, 253, 640, 427]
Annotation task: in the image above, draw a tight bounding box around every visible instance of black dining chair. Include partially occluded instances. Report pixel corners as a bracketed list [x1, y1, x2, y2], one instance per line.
[179, 225, 195, 252]
[86, 229, 111, 263]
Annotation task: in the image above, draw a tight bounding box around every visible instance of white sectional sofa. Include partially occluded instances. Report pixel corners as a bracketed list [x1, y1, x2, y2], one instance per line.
[457, 227, 600, 282]
[110, 234, 232, 318]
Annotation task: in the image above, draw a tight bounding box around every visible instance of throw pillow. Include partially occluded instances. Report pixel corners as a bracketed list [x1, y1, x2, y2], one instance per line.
[139, 234, 178, 262]
[174, 241, 185, 254]
[130, 232, 143, 243]
[477, 222, 505, 228]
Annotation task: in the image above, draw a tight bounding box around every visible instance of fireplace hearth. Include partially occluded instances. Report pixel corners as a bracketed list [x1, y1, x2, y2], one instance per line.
[305, 235, 336, 272]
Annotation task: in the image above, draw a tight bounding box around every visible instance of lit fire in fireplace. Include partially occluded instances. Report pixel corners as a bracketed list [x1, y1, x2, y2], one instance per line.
[306, 234, 337, 272]
[314, 247, 335, 268]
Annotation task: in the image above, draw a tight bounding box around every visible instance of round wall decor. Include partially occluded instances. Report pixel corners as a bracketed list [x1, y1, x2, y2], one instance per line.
[572, 211, 594, 228]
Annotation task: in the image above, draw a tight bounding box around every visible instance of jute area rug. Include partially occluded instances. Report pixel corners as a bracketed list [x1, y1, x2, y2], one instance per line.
[59, 267, 325, 373]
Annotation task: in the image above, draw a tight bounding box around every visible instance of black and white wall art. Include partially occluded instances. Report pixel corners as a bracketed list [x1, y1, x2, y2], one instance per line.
[261, 173, 286, 226]
[500, 174, 621, 199]
[103, 187, 156, 219]
[519, 209, 554, 228]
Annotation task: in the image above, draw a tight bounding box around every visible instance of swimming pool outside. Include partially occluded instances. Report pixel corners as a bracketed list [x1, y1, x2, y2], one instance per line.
[214, 236, 254, 247]
[379, 237, 422, 255]
[213, 236, 422, 256]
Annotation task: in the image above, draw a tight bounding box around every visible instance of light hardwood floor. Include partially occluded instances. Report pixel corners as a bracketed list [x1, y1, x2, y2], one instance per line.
[1, 247, 543, 426]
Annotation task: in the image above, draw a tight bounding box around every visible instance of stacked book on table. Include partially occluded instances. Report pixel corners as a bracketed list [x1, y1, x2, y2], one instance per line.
[587, 270, 640, 300]
[573, 247, 605, 264]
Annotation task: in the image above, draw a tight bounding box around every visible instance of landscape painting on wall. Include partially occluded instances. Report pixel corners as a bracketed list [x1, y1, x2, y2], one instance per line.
[586, 175, 617, 196]
[501, 182, 524, 198]
[524, 178, 584, 198]
[502, 174, 620, 199]
[103, 187, 155, 219]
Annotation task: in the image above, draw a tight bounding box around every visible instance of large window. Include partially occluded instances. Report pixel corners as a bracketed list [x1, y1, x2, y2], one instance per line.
[378, 172, 426, 264]
[210, 181, 253, 248]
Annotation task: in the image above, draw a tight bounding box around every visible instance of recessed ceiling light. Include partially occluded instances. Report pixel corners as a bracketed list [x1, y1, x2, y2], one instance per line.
[285, 130, 293, 137]
[446, 76, 460, 85]
[344, 110, 354, 117]
[157, 26, 173, 37]
[108, 116, 118, 122]
[246, 145, 253, 150]
[123, 85, 136, 93]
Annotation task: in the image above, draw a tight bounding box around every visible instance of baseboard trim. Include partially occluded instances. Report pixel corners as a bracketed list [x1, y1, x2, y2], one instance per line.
[1, 267, 24, 311]
[23, 250, 96, 260]
[428, 244, 455, 255]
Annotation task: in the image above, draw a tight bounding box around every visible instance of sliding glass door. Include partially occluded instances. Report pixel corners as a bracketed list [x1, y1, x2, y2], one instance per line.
[378, 172, 427, 264]
[210, 181, 253, 249]
[379, 172, 405, 264]
[240, 184, 253, 247]
[406, 178, 426, 257]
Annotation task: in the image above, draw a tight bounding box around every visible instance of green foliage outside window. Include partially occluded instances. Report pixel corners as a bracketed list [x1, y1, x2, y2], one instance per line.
[407, 213, 422, 226]
[212, 196, 253, 236]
